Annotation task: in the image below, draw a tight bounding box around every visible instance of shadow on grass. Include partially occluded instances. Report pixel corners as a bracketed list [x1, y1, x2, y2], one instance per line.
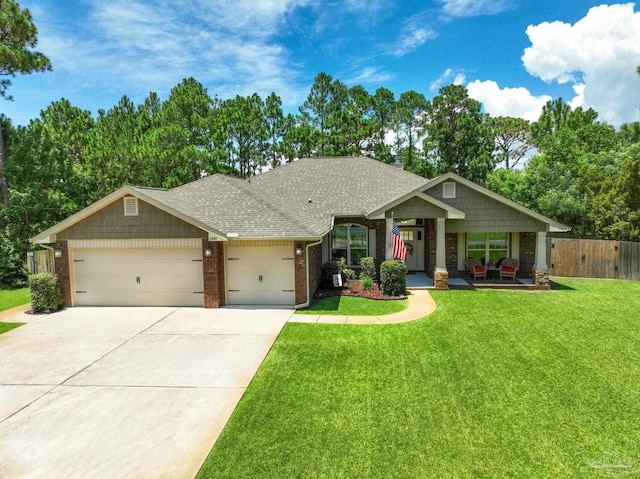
[305, 296, 342, 312]
[550, 280, 576, 291]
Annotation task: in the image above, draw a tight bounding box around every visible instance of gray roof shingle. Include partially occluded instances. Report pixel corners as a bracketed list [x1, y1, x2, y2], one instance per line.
[133, 174, 318, 238]
[133, 157, 432, 238]
[251, 157, 429, 233]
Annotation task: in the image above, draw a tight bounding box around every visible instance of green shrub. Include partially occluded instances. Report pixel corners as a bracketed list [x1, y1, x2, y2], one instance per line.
[380, 260, 407, 296]
[360, 275, 375, 291]
[28, 273, 63, 314]
[359, 256, 379, 281]
[320, 258, 347, 288]
[343, 268, 356, 281]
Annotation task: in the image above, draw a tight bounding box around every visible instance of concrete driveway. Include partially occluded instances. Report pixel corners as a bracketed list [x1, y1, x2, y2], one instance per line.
[0, 306, 293, 479]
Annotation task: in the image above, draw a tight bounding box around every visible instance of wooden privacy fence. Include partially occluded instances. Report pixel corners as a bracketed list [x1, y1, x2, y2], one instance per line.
[548, 238, 640, 280]
[26, 250, 55, 275]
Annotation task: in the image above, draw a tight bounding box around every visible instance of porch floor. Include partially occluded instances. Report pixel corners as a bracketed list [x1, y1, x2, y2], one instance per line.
[406, 272, 540, 290]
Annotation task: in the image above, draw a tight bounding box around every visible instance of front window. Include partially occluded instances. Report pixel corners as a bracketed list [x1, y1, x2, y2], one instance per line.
[467, 233, 508, 266]
[331, 224, 368, 266]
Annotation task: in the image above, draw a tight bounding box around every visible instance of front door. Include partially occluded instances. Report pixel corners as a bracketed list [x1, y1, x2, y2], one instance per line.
[400, 228, 424, 271]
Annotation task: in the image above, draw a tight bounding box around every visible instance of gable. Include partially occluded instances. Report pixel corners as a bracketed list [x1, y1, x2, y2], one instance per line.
[383, 196, 449, 219]
[57, 197, 207, 240]
[426, 181, 546, 233]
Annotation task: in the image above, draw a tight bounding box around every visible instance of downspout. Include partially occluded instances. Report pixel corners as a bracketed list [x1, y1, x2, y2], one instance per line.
[295, 237, 323, 310]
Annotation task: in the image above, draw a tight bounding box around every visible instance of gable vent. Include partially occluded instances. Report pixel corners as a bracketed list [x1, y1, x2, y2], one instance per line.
[123, 197, 139, 216]
[443, 182, 456, 199]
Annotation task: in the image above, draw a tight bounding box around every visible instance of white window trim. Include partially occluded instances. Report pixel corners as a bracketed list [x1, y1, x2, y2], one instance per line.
[331, 223, 368, 267]
[443, 182, 456, 199]
[123, 197, 139, 217]
[466, 232, 510, 265]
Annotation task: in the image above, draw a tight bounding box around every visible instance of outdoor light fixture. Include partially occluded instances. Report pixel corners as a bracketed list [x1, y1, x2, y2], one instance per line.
[54, 245, 63, 258]
[204, 246, 212, 257]
[26, 251, 34, 257]
[295, 244, 303, 256]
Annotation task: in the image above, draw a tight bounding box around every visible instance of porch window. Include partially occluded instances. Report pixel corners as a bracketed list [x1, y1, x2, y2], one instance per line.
[331, 224, 368, 267]
[467, 232, 508, 266]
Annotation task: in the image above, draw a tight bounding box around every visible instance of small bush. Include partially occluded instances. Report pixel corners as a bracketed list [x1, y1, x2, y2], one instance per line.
[320, 258, 347, 288]
[360, 275, 375, 291]
[380, 260, 407, 296]
[28, 273, 63, 314]
[343, 268, 356, 281]
[359, 256, 379, 281]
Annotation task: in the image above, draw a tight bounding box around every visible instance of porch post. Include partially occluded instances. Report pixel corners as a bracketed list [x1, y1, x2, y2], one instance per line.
[385, 218, 393, 260]
[434, 217, 449, 289]
[532, 231, 550, 288]
[533, 231, 548, 270]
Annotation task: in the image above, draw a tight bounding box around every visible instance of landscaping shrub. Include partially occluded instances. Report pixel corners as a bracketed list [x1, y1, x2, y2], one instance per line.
[343, 268, 356, 282]
[360, 275, 375, 291]
[28, 273, 63, 314]
[320, 258, 347, 288]
[359, 256, 379, 281]
[380, 260, 407, 296]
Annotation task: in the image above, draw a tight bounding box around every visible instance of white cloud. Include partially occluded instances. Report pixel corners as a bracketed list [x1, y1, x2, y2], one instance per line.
[34, 0, 311, 108]
[522, 3, 640, 126]
[439, 0, 511, 18]
[466, 80, 551, 122]
[391, 13, 438, 57]
[430, 68, 466, 91]
[346, 67, 393, 85]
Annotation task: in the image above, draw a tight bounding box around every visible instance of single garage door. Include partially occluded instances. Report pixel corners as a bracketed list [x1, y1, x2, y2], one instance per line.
[73, 248, 204, 306]
[226, 244, 295, 305]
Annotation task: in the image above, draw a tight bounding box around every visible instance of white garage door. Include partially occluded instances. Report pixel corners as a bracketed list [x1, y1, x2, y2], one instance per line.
[73, 248, 204, 306]
[226, 245, 295, 306]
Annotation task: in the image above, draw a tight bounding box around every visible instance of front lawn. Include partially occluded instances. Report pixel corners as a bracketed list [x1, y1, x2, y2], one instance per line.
[296, 296, 408, 316]
[197, 278, 640, 478]
[0, 288, 30, 312]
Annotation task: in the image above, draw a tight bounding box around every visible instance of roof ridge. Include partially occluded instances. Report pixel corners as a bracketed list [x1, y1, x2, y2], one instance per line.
[222, 175, 318, 236]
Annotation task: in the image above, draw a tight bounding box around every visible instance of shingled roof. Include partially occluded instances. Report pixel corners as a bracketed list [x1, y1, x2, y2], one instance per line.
[134, 174, 319, 238]
[30, 155, 570, 244]
[251, 157, 429, 233]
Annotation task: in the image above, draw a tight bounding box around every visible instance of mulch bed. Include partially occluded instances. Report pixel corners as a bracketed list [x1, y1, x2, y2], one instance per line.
[314, 280, 407, 301]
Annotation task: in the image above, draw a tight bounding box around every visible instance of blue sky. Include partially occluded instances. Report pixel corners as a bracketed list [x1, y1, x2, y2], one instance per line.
[3, 0, 640, 127]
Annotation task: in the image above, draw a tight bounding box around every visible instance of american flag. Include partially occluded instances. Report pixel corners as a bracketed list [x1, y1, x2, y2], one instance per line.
[392, 219, 408, 262]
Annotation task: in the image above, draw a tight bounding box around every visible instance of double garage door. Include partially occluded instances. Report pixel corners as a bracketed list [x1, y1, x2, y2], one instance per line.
[71, 244, 296, 307]
[73, 248, 204, 307]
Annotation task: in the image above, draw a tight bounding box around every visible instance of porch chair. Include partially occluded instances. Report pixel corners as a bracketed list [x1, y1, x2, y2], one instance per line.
[499, 258, 519, 282]
[465, 258, 486, 281]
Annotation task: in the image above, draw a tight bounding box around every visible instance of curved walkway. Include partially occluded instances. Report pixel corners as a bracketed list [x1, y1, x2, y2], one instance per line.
[289, 290, 437, 325]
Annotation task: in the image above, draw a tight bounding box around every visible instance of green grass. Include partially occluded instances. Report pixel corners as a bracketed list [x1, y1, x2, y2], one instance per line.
[197, 278, 640, 478]
[296, 296, 408, 316]
[0, 322, 22, 334]
[0, 288, 30, 312]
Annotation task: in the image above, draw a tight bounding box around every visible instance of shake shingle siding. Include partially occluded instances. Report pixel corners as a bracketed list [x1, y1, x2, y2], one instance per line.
[426, 182, 546, 233]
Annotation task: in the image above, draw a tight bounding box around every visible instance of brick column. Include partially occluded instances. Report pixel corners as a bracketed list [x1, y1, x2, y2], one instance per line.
[294, 243, 307, 305]
[53, 240, 72, 307]
[203, 240, 225, 308]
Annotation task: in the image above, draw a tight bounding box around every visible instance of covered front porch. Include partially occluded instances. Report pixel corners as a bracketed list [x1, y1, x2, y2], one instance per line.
[405, 271, 543, 290]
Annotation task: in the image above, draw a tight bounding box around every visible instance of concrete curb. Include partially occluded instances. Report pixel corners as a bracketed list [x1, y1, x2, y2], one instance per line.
[290, 290, 437, 324]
